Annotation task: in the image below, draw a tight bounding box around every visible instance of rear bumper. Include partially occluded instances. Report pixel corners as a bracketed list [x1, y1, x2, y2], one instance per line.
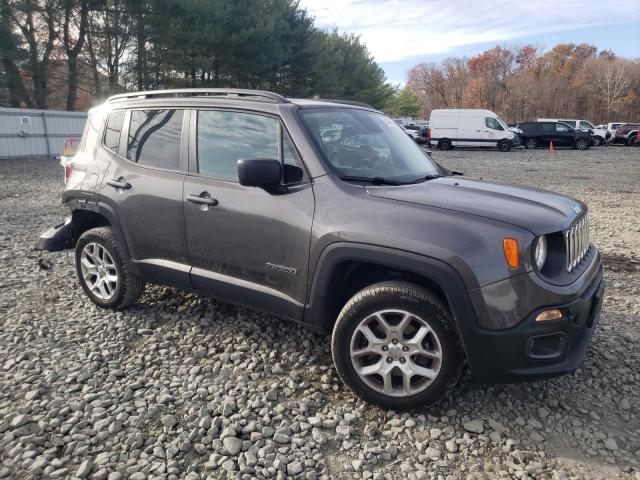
[463, 256, 604, 383]
[35, 216, 73, 252]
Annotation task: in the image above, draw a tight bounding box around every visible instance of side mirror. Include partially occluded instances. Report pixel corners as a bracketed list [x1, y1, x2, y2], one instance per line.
[237, 158, 282, 188]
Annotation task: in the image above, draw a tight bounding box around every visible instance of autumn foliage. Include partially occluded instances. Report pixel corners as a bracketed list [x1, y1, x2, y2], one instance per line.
[407, 44, 640, 123]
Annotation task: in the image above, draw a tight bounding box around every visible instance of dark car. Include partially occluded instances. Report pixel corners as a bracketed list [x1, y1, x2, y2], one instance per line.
[517, 121, 592, 150]
[613, 123, 639, 146]
[404, 124, 427, 143]
[37, 89, 604, 410]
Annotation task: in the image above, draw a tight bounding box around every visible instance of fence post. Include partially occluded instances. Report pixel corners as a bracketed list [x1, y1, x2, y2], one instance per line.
[41, 111, 51, 158]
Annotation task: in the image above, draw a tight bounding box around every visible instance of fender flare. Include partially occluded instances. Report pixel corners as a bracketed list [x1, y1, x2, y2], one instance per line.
[303, 242, 479, 359]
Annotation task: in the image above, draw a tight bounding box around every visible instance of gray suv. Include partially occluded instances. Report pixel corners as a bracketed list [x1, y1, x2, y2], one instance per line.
[37, 89, 605, 410]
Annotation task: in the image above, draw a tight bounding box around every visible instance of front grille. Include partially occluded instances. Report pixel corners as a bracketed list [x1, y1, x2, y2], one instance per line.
[565, 215, 590, 272]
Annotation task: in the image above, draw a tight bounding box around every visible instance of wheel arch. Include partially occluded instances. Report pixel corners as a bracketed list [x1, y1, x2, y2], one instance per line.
[304, 243, 478, 359]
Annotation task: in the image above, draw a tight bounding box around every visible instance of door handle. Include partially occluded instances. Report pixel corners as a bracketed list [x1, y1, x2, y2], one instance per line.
[187, 192, 219, 208]
[107, 177, 131, 190]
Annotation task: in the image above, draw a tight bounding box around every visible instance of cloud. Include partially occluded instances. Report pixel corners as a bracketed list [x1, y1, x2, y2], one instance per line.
[300, 0, 640, 62]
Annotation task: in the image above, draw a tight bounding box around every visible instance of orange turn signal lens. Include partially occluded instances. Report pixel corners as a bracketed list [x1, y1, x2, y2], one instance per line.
[535, 309, 563, 322]
[503, 238, 519, 268]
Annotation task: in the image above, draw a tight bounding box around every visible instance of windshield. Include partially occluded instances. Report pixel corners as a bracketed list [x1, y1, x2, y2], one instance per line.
[299, 108, 439, 182]
[495, 115, 509, 130]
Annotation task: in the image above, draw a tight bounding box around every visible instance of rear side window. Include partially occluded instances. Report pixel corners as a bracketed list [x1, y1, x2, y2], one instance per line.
[127, 109, 184, 170]
[104, 111, 125, 153]
[197, 110, 278, 181]
[82, 109, 104, 154]
[541, 123, 554, 132]
[485, 117, 503, 131]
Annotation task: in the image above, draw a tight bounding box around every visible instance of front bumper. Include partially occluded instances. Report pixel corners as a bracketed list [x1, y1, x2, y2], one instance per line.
[463, 254, 604, 383]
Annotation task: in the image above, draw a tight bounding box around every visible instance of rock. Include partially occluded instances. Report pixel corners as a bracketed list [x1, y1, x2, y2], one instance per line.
[223, 436, 243, 455]
[425, 447, 441, 461]
[10, 415, 31, 428]
[604, 438, 618, 450]
[463, 419, 484, 433]
[76, 460, 94, 478]
[445, 440, 458, 453]
[273, 433, 291, 444]
[161, 415, 178, 428]
[287, 462, 303, 475]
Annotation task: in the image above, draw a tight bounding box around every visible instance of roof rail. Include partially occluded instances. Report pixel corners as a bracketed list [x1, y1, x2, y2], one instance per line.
[317, 99, 375, 109]
[107, 88, 290, 104]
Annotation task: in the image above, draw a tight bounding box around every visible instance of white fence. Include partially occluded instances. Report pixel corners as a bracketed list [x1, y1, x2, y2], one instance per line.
[0, 107, 87, 159]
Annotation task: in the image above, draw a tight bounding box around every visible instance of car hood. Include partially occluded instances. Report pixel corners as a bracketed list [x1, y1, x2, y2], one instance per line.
[366, 177, 585, 235]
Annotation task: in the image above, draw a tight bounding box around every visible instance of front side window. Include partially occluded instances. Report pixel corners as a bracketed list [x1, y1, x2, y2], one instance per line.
[485, 117, 504, 131]
[556, 123, 570, 132]
[104, 110, 125, 152]
[560, 120, 575, 128]
[579, 121, 594, 130]
[127, 109, 184, 170]
[197, 110, 278, 181]
[299, 108, 439, 182]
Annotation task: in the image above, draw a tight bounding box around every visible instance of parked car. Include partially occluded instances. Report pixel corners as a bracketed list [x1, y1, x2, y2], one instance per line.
[36, 89, 604, 410]
[402, 126, 422, 142]
[596, 122, 625, 140]
[537, 119, 609, 146]
[404, 124, 426, 143]
[428, 109, 518, 152]
[613, 123, 640, 146]
[517, 121, 592, 150]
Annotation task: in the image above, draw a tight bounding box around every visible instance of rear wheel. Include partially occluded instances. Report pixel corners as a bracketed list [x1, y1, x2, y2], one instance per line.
[525, 138, 537, 149]
[575, 138, 589, 150]
[438, 139, 452, 151]
[75, 227, 145, 309]
[591, 136, 602, 147]
[332, 281, 463, 410]
[498, 140, 511, 152]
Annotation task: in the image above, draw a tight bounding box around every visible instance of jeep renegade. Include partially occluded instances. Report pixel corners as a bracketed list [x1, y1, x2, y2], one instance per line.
[37, 89, 605, 410]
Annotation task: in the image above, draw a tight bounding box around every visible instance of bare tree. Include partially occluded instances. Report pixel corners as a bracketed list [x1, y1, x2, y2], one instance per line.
[63, 0, 88, 110]
[9, 0, 60, 108]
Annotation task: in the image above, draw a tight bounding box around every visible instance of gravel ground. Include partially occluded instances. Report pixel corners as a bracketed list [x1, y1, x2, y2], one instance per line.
[1, 146, 638, 480]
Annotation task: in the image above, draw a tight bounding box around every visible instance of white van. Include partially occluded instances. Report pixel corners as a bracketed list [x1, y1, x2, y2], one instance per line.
[428, 109, 517, 152]
[537, 118, 609, 146]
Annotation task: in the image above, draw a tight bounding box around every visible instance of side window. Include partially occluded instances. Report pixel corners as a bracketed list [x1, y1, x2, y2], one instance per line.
[282, 129, 307, 184]
[556, 123, 569, 132]
[485, 117, 503, 130]
[104, 110, 125, 153]
[197, 110, 278, 181]
[560, 120, 575, 128]
[579, 121, 592, 130]
[127, 109, 183, 170]
[541, 123, 554, 132]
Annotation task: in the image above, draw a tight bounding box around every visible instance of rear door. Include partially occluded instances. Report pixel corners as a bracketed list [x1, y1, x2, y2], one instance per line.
[554, 122, 574, 146]
[182, 108, 314, 320]
[100, 108, 191, 287]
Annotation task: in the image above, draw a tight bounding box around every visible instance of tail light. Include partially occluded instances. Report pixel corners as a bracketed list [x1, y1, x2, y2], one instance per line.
[64, 163, 72, 183]
[426, 128, 431, 139]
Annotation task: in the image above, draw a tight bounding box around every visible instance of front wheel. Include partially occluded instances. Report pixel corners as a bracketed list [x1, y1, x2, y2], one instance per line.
[525, 138, 537, 149]
[591, 136, 602, 147]
[575, 139, 589, 150]
[75, 227, 145, 309]
[498, 140, 511, 152]
[331, 281, 463, 410]
[438, 139, 452, 151]
[628, 135, 637, 147]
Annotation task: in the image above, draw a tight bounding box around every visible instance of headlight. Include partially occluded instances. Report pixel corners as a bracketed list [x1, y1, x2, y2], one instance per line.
[534, 235, 547, 270]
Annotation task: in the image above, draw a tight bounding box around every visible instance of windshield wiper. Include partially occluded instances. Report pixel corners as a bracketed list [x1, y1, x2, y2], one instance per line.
[408, 174, 443, 184]
[340, 175, 405, 185]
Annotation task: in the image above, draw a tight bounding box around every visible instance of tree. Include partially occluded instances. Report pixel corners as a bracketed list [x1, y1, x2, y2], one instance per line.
[63, 0, 88, 110]
[0, 0, 33, 106]
[384, 87, 420, 117]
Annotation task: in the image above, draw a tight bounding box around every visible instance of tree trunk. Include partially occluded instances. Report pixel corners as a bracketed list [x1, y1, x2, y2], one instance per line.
[1, 58, 33, 107]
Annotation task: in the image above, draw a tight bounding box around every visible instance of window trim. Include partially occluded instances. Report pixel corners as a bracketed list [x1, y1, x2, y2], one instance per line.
[188, 107, 310, 186]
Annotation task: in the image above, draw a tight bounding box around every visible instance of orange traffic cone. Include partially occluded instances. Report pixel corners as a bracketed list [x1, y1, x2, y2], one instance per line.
[549, 141, 554, 154]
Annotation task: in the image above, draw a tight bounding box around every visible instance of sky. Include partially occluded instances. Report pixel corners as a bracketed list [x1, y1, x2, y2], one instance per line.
[299, 0, 640, 85]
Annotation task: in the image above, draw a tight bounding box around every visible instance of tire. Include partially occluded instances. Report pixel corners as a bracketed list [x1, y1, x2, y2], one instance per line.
[575, 138, 589, 150]
[498, 140, 511, 152]
[75, 227, 145, 309]
[331, 281, 463, 411]
[525, 138, 537, 149]
[591, 136, 602, 147]
[438, 139, 452, 151]
[628, 135, 637, 147]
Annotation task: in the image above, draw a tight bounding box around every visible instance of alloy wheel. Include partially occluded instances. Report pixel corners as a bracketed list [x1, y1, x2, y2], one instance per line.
[349, 309, 443, 397]
[80, 242, 118, 300]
